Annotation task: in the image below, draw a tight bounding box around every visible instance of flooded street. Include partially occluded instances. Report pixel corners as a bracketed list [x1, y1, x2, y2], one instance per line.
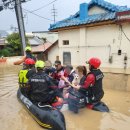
[0, 64, 130, 130]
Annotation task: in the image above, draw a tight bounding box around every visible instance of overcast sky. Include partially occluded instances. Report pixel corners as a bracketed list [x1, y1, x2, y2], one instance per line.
[0, 0, 130, 32]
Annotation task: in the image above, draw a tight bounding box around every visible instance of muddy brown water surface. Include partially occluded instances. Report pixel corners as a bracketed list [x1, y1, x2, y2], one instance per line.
[0, 63, 130, 130]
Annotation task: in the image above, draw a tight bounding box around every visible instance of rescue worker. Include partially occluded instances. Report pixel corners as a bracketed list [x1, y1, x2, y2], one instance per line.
[44, 67, 58, 85]
[28, 60, 61, 105]
[25, 58, 36, 79]
[72, 57, 104, 104]
[18, 58, 36, 96]
[14, 46, 36, 65]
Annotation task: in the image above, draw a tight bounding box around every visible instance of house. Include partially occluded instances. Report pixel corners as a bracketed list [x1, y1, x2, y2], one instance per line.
[49, 0, 130, 91]
[31, 40, 59, 63]
[49, 0, 130, 69]
[27, 31, 59, 64]
[0, 38, 6, 50]
[32, 31, 58, 44]
[26, 33, 43, 47]
[0, 30, 8, 50]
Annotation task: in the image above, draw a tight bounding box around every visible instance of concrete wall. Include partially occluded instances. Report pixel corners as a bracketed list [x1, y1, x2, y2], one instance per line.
[5, 56, 22, 65]
[58, 23, 130, 69]
[48, 44, 59, 65]
[103, 72, 130, 92]
[59, 29, 80, 65]
[85, 23, 130, 68]
[126, 75, 130, 91]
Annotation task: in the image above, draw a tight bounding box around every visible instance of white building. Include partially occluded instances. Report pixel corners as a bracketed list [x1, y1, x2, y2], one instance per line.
[49, 0, 130, 70]
[49, 0, 130, 91]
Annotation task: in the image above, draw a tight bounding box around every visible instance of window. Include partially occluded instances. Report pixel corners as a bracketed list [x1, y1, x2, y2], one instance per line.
[63, 40, 69, 45]
[63, 52, 71, 65]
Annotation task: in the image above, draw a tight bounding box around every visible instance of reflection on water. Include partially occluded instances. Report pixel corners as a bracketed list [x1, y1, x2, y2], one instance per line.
[0, 63, 130, 130]
[100, 111, 130, 130]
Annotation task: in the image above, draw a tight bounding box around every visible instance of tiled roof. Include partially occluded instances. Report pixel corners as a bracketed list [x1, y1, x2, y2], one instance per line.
[88, 0, 129, 12]
[49, 0, 130, 31]
[32, 42, 52, 53]
[28, 37, 43, 46]
[32, 40, 58, 53]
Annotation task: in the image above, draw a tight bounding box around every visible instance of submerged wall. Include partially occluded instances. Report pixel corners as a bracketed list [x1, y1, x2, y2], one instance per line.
[103, 69, 130, 92]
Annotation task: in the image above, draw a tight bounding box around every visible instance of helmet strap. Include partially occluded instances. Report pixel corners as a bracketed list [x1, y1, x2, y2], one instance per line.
[90, 65, 96, 71]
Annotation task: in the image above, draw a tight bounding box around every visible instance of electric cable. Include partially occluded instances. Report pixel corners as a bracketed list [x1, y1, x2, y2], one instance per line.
[23, 8, 53, 21]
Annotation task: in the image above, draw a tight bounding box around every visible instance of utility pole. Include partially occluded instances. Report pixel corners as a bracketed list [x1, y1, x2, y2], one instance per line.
[52, 4, 57, 23]
[1, 0, 27, 55]
[15, 0, 26, 55]
[0, 0, 3, 11]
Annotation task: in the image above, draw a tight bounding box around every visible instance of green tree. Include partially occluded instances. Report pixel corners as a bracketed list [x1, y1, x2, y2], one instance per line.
[0, 48, 11, 57]
[6, 33, 22, 56]
[6, 33, 30, 56]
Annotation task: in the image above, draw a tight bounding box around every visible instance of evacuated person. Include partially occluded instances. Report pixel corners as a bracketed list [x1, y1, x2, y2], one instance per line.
[62, 65, 76, 98]
[64, 65, 76, 83]
[67, 65, 87, 112]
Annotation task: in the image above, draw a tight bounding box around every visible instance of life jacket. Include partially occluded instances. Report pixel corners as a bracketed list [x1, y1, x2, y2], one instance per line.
[29, 72, 55, 103]
[79, 75, 86, 85]
[18, 69, 28, 87]
[87, 69, 104, 102]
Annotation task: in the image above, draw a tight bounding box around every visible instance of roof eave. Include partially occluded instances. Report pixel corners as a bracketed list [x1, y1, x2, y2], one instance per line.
[50, 19, 116, 32]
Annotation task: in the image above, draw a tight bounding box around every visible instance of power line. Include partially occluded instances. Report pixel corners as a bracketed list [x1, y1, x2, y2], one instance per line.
[1, 0, 55, 21]
[23, 8, 53, 21]
[31, 0, 58, 13]
[121, 26, 130, 43]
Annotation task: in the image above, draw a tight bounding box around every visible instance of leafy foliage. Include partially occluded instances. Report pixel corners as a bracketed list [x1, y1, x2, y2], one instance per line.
[5, 32, 30, 56]
[6, 33, 22, 56]
[0, 33, 30, 57]
[0, 48, 11, 57]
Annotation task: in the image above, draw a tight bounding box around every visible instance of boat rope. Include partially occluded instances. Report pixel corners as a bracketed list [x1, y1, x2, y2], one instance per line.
[38, 102, 52, 108]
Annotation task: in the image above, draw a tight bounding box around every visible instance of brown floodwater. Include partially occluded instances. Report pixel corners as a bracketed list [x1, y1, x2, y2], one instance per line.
[0, 63, 130, 130]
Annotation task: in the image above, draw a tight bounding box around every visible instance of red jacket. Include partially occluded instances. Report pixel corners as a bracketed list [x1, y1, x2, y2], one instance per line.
[82, 74, 95, 89]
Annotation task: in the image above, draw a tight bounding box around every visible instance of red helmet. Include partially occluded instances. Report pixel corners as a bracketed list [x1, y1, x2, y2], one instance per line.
[25, 58, 35, 65]
[88, 57, 101, 68]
